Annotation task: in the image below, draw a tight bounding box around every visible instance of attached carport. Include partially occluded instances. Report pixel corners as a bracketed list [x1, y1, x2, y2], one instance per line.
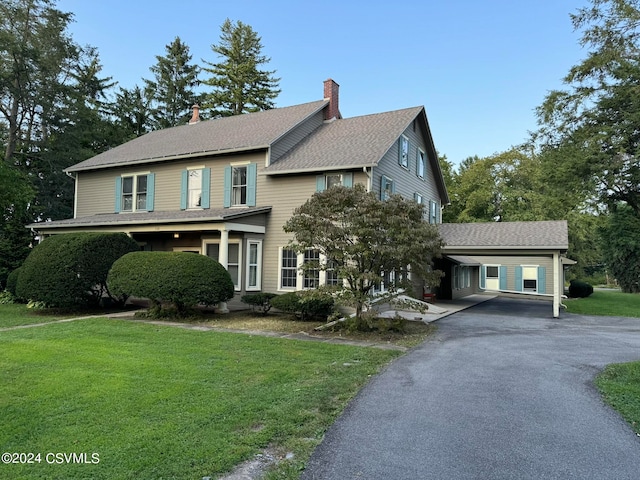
[437, 221, 572, 318]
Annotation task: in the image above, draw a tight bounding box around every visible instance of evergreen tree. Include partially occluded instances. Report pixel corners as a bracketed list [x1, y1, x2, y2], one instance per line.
[144, 37, 200, 128]
[111, 85, 155, 139]
[202, 19, 280, 117]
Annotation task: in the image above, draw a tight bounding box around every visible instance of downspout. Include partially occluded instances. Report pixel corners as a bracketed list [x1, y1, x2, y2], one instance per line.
[362, 166, 372, 192]
[65, 171, 77, 219]
[553, 252, 560, 318]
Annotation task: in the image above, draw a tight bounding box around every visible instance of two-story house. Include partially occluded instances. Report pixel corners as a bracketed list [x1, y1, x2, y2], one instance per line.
[30, 79, 571, 317]
[31, 80, 447, 304]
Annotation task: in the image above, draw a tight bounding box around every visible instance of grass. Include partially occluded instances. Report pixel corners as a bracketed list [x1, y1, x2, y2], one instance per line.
[0, 303, 76, 329]
[564, 290, 640, 318]
[596, 361, 640, 435]
[0, 306, 425, 479]
[196, 310, 436, 349]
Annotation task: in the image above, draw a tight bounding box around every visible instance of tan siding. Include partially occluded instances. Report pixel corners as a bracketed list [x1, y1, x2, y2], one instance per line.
[472, 255, 555, 294]
[75, 170, 117, 217]
[259, 170, 369, 292]
[451, 268, 480, 300]
[74, 151, 267, 217]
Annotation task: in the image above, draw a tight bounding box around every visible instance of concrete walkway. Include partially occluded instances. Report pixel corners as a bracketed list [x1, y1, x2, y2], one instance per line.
[302, 297, 640, 480]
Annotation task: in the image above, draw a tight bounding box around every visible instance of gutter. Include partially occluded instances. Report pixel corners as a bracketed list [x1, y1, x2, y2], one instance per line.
[65, 145, 270, 174]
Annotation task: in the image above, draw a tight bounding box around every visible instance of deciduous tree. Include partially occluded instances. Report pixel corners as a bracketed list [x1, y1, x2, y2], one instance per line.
[283, 184, 443, 324]
[600, 203, 640, 293]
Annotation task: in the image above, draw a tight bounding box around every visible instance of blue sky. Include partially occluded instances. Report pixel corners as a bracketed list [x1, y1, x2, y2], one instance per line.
[57, 0, 588, 166]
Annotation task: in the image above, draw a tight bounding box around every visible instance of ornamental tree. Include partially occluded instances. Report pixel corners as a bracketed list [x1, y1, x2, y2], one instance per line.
[283, 184, 443, 323]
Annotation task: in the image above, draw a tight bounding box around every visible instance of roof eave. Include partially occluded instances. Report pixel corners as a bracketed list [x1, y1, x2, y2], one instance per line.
[65, 145, 271, 173]
[442, 245, 569, 252]
[262, 163, 376, 176]
[27, 207, 273, 230]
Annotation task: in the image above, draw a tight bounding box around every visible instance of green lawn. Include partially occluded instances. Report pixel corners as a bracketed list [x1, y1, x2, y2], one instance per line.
[0, 303, 79, 329]
[596, 361, 640, 435]
[567, 290, 640, 436]
[564, 290, 640, 318]
[0, 317, 401, 479]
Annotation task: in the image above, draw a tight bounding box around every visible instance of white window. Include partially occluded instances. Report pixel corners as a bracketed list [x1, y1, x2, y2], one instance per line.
[232, 166, 247, 206]
[399, 135, 409, 168]
[303, 249, 320, 289]
[246, 240, 262, 291]
[417, 149, 426, 179]
[187, 169, 202, 208]
[522, 266, 538, 292]
[228, 243, 240, 290]
[326, 259, 342, 286]
[280, 248, 298, 289]
[121, 174, 148, 212]
[429, 201, 438, 224]
[415, 193, 423, 205]
[204, 241, 241, 290]
[454, 266, 471, 290]
[326, 174, 343, 189]
[381, 176, 394, 201]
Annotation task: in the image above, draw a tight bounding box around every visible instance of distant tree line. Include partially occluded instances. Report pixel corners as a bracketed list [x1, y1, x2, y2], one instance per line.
[441, 0, 640, 292]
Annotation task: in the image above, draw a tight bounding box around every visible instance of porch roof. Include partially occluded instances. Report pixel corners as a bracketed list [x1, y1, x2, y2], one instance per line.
[27, 207, 272, 230]
[443, 255, 481, 266]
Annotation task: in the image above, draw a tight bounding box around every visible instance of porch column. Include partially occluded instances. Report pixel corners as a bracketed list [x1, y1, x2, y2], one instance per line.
[217, 227, 230, 314]
[553, 252, 560, 318]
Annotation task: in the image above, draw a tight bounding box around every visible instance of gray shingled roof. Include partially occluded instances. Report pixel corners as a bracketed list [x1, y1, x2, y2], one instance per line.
[27, 207, 272, 229]
[66, 101, 327, 172]
[264, 107, 424, 173]
[438, 220, 569, 249]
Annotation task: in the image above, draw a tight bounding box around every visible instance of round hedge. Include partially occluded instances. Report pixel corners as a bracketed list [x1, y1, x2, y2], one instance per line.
[107, 251, 234, 310]
[16, 233, 140, 307]
[5, 267, 21, 296]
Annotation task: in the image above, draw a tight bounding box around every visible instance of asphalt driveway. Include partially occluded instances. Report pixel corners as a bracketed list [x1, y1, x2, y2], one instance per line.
[301, 297, 640, 480]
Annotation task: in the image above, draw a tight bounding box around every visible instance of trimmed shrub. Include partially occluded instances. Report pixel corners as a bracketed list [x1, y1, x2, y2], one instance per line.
[16, 233, 140, 308]
[107, 251, 234, 314]
[241, 292, 277, 315]
[569, 279, 594, 298]
[270, 292, 301, 315]
[5, 267, 21, 296]
[271, 290, 335, 321]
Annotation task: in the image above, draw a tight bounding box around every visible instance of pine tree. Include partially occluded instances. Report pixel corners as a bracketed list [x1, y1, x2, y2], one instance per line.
[144, 37, 200, 128]
[202, 19, 280, 117]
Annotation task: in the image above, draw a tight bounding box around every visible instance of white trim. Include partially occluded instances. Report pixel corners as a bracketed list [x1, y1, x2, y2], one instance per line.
[203, 238, 242, 291]
[172, 246, 202, 254]
[246, 239, 263, 291]
[278, 247, 298, 291]
[417, 148, 426, 179]
[119, 172, 151, 213]
[399, 134, 410, 169]
[224, 222, 265, 234]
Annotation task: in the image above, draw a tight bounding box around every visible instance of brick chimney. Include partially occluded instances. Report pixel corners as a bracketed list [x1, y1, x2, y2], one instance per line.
[323, 79, 341, 121]
[188, 104, 200, 124]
